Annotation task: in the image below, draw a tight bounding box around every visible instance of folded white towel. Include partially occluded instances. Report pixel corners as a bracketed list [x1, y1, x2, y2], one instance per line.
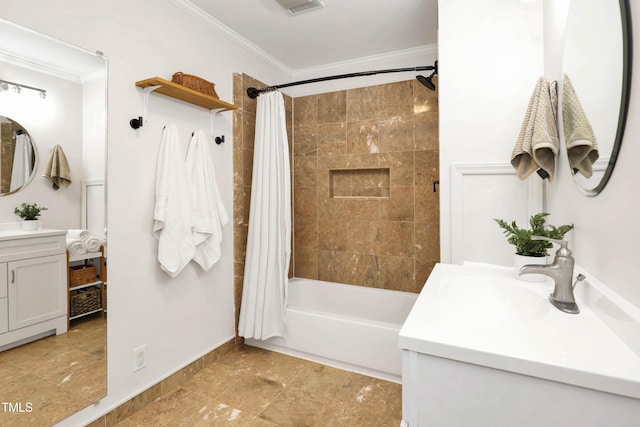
[67, 229, 89, 240]
[562, 74, 599, 178]
[66, 238, 87, 255]
[511, 77, 560, 180]
[85, 236, 102, 252]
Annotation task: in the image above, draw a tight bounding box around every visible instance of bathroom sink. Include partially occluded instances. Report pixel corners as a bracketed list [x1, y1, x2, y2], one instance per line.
[399, 262, 640, 402]
[438, 276, 548, 322]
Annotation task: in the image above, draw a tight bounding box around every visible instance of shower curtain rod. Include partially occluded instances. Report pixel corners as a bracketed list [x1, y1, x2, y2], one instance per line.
[246, 64, 437, 99]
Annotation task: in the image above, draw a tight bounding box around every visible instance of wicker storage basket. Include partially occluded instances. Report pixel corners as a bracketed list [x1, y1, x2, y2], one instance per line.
[171, 72, 219, 98]
[69, 265, 97, 287]
[70, 287, 101, 317]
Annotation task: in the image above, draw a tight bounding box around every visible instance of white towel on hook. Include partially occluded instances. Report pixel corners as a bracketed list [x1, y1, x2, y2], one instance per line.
[153, 124, 194, 278]
[186, 129, 229, 271]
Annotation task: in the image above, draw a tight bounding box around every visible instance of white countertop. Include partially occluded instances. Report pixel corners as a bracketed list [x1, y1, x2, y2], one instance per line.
[399, 262, 640, 399]
[0, 224, 66, 241]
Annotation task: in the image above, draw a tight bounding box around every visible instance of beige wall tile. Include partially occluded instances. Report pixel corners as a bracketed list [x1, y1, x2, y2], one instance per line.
[378, 116, 415, 153]
[295, 248, 318, 279]
[346, 220, 379, 255]
[380, 186, 415, 222]
[293, 125, 318, 157]
[318, 91, 346, 124]
[347, 198, 380, 220]
[380, 256, 416, 292]
[415, 222, 440, 261]
[317, 187, 349, 220]
[379, 221, 414, 257]
[379, 80, 414, 119]
[346, 85, 379, 121]
[294, 216, 318, 250]
[414, 112, 439, 151]
[242, 112, 256, 151]
[294, 95, 318, 128]
[294, 156, 317, 188]
[317, 218, 348, 251]
[318, 123, 347, 157]
[415, 185, 440, 224]
[380, 151, 415, 186]
[294, 187, 318, 218]
[413, 77, 439, 114]
[414, 150, 439, 186]
[347, 120, 380, 154]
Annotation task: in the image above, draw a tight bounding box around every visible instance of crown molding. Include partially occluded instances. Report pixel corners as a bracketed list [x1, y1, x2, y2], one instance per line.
[0, 52, 83, 83]
[168, 0, 293, 76]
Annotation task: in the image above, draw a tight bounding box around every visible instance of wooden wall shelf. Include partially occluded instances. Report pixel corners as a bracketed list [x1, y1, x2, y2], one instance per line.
[135, 77, 238, 111]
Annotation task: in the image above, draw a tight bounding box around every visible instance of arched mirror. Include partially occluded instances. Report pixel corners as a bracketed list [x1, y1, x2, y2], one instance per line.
[0, 116, 37, 195]
[0, 18, 107, 425]
[561, 0, 632, 196]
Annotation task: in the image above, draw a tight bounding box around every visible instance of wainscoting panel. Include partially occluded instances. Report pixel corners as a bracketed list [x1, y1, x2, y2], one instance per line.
[450, 163, 543, 266]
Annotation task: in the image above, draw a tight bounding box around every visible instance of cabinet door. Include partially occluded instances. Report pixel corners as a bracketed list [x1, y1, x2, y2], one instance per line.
[8, 254, 66, 331]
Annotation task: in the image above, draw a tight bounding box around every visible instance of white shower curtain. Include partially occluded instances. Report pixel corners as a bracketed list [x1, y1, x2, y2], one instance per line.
[238, 91, 291, 340]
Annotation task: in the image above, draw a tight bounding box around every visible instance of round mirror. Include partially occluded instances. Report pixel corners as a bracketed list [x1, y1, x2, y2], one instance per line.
[561, 0, 631, 196]
[0, 115, 38, 195]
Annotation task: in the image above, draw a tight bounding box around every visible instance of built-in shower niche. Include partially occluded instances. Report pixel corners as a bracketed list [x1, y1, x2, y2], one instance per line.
[329, 168, 391, 198]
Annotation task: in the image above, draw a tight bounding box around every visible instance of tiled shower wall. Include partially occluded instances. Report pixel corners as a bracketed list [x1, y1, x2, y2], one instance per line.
[292, 80, 439, 293]
[233, 76, 439, 318]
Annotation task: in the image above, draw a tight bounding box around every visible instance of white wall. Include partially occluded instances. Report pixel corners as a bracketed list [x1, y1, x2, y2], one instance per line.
[1, 1, 289, 426]
[438, 0, 544, 265]
[440, 0, 640, 311]
[0, 62, 83, 229]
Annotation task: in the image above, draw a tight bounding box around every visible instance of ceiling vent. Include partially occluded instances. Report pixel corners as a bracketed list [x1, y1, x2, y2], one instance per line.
[276, 0, 325, 16]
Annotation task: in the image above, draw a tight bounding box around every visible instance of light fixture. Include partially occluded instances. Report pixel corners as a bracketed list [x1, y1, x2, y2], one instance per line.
[0, 78, 46, 98]
[276, 0, 325, 15]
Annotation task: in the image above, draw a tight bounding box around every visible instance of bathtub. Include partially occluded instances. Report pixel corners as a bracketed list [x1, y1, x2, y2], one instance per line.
[245, 277, 418, 383]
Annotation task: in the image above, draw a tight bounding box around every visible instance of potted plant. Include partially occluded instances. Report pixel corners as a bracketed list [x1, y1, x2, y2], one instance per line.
[494, 212, 574, 281]
[14, 202, 47, 230]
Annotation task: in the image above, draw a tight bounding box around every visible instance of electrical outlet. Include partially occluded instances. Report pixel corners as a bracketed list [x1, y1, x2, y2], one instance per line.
[132, 345, 147, 372]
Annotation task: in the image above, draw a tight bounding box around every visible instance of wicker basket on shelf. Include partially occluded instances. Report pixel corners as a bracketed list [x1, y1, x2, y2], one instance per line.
[69, 265, 97, 287]
[171, 72, 219, 98]
[70, 287, 101, 317]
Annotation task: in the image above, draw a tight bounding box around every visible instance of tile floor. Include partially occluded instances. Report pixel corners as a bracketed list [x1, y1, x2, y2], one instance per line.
[116, 345, 402, 426]
[0, 315, 106, 427]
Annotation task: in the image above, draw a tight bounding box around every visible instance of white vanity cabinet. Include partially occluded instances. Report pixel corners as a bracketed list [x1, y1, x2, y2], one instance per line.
[0, 229, 67, 350]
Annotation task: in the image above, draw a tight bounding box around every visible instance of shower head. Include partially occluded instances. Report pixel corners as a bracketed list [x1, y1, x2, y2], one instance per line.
[416, 60, 438, 91]
[416, 74, 436, 91]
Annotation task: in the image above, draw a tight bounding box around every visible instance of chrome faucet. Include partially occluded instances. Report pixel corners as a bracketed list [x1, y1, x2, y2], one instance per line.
[519, 236, 579, 314]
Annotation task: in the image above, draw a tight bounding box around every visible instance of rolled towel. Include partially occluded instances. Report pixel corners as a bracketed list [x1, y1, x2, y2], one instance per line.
[66, 238, 87, 255]
[67, 229, 89, 240]
[85, 236, 102, 253]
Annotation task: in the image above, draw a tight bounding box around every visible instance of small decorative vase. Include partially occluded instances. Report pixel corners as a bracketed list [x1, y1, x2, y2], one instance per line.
[514, 254, 547, 282]
[22, 220, 38, 231]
